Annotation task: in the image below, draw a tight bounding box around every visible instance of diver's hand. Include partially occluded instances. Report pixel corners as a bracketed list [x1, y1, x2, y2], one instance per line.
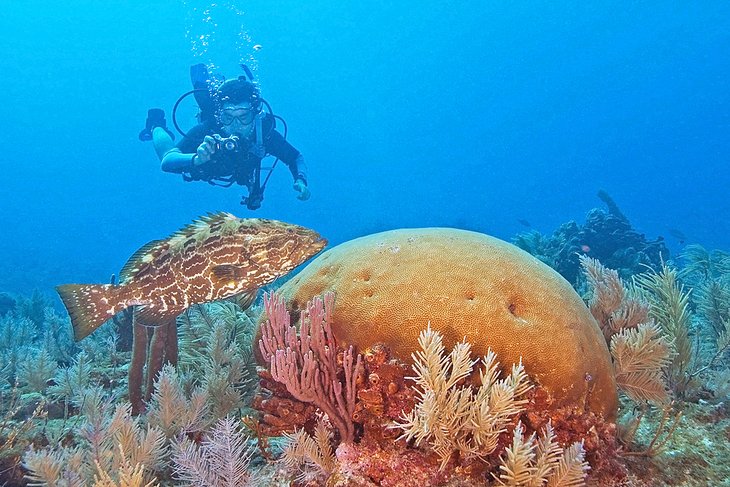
[293, 179, 310, 201]
[195, 135, 217, 165]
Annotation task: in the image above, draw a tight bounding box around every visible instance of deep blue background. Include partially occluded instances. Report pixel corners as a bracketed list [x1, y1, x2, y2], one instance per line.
[1, 1, 728, 294]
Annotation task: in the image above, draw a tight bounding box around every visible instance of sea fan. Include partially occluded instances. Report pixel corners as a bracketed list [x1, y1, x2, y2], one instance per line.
[281, 420, 337, 483]
[172, 416, 255, 487]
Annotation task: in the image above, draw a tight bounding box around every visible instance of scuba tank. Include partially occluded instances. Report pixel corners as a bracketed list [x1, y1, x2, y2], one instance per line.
[189, 63, 218, 123]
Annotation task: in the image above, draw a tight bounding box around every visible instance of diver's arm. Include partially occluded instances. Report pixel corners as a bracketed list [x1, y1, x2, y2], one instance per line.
[266, 131, 310, 200]
[160, 148, 196, 174]
[161, 136, 217, 173]
[290, 153, 310, 201]
[290, 154, 308, 185]
[267, 130, 306, 182]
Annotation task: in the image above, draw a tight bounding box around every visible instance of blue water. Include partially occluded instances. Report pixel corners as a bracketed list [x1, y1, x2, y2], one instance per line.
[1, 1, 728, 295]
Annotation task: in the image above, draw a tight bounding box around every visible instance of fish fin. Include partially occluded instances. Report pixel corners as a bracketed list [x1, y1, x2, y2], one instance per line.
[211, 264, 240, 283]
[231, 288, 259, 310]
[119, 214, 234, 283]
[169, 212, 237, 240]
[56, 284, 123, 341]
[118, 239, 167, 283]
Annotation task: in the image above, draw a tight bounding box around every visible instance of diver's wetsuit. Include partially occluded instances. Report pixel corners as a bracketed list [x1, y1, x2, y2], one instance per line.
[163, 113, 307, 188]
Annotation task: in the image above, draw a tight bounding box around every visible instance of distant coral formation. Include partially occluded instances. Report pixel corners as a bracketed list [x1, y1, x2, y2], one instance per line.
[513, 191, 669, 284]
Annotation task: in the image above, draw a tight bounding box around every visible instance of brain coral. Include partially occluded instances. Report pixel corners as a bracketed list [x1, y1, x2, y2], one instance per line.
[276, 228, 618, 420]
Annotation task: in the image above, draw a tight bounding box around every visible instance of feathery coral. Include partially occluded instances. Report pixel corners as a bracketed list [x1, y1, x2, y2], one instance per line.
[580, 255, 649, 339]
[24, 401, 166, 486]
[496, 421, 589, 487]
[281, 419, 337, 483]
[580, 257, 674, 405]
[171, 416, 255, 487]
[611, 323, 674, 404]
[146, 364, 210, 438]
[393, 324, 531, 470]
[634, 263, 694, 396]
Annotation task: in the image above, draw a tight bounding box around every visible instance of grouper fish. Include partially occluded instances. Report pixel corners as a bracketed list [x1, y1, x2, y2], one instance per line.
[57, 212, 326, 341]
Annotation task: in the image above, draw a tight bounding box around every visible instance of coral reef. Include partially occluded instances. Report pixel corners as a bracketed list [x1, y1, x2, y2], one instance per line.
[513, 192, 669, 285]
[270, 227, 618, 419]
[265, 313, 592, 486]
[1, 223, 729, 486]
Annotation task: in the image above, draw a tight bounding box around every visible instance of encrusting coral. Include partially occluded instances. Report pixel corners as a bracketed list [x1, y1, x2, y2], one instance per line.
[273, 227, 618, 420]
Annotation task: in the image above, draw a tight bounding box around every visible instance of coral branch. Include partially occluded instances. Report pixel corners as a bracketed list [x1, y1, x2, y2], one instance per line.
[259, 292, 363, 443]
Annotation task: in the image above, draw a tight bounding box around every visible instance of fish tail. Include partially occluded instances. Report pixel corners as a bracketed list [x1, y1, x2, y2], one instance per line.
[56, 284, 125, 341]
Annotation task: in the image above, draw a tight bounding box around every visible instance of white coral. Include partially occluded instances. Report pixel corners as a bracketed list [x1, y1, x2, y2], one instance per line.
[497, 421, 589, 487]
[393, 324, 532, 470]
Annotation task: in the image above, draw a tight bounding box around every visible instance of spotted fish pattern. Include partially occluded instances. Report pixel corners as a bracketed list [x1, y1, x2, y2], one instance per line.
[57, 212, 326, 340]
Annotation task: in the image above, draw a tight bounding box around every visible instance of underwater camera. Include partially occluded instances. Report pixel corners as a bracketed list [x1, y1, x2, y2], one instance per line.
[242, 187, 264, 210]
[214, 135, 241, 152]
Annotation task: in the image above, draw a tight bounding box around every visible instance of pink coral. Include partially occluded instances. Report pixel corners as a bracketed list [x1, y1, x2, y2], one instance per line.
[259, 292, 364, 443]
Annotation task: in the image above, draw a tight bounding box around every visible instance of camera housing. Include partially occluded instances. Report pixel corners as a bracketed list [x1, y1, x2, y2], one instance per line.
[214, 135, 241, 152]
[242, 188, 264, 209]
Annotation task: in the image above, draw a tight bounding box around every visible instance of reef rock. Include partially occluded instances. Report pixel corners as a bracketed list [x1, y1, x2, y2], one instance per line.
[276, 228, 618, 420]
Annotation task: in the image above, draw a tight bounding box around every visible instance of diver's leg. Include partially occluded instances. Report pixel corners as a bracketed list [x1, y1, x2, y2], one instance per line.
[152, 127, 175, 161]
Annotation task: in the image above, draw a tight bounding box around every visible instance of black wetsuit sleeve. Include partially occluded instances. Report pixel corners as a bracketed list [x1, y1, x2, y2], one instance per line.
[161, 123, 212, 174]
[177, 124, 209, 153]
[265, 130, 307, 183]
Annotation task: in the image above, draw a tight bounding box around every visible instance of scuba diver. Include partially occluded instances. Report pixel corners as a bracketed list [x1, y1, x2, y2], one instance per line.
[139, 64, 310, 210]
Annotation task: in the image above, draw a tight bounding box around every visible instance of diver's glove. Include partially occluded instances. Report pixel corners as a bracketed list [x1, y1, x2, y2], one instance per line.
[293, 179, 311, 201]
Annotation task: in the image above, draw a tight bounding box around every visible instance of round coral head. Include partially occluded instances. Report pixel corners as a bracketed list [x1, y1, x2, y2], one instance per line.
[276, 228, 618, 420]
